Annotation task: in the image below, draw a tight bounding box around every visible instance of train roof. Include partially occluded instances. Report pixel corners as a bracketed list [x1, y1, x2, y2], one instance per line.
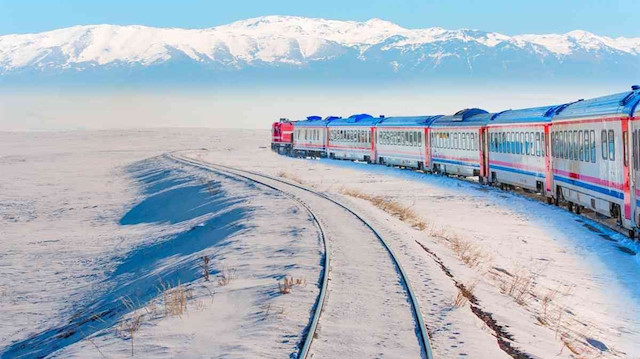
[554, 86, 640, 121]
[327, 113, 383, 127]
[431, 108, 491, 127]
[488, 104, 567, 125]
[294, 115, 341, 127]
[375, 115, 443, 127]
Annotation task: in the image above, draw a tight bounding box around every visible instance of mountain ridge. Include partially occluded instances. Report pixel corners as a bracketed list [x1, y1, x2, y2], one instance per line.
[1, 15, 639, 82]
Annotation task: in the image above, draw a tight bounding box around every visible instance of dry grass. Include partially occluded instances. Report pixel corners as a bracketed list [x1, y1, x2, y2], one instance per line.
[201, 256, 211, 282]
[340, 188, 427, 230]
[448, 235, 487, 268]
[116, 313, 143, 356]
[277, 171, 305, 184]
[453, 281, 477, 308]
[158, 282, 189, 317]
[500, 269, 536, 306]
[217, 266, 237, 286]
[278, 276, 307, 294]
[453, 290, 468, 307]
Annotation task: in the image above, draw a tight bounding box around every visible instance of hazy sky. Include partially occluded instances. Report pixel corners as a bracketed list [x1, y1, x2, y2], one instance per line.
[0, 84, 625, 131]
[0, 0, 637, 37]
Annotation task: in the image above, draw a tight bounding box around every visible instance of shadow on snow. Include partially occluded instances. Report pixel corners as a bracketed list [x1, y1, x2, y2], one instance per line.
[1, 158, 251, 359]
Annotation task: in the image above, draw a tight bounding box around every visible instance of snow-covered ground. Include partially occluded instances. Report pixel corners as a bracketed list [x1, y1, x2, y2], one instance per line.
[0, 129, 322, 358]
[183, 131, 640, 358]
[1, 128, 639, 358]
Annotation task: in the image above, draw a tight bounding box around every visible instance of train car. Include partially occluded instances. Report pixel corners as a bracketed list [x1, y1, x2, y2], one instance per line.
[326, 114, 382, 162]
[374, 115, 442, 169]
[292, 116, 339, 158]
[429, 108, 491, 179]
[271, 118, 294, 154]
[486, 104, 568, 198]
[634, 94, 640, 232]
[551, 86, 640, 234]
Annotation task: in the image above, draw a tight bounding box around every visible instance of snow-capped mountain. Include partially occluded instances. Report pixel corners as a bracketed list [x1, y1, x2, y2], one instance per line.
[1, 15, 639, 82]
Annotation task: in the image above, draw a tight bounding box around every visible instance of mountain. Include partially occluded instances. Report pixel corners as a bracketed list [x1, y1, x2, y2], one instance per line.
[1, 15, 639, 85]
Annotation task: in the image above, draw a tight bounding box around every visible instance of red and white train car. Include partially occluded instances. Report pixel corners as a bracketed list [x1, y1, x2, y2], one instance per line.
[551, 89, 640, 232]
[429, 108, 490, 179]
[374, 116, 441, 169]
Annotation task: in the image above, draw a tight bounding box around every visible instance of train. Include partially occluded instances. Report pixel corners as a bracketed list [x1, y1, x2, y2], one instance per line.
[271, 86, 640, 238]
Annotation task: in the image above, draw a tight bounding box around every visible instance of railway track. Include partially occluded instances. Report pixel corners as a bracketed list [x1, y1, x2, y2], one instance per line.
[167, 152, 434, 359]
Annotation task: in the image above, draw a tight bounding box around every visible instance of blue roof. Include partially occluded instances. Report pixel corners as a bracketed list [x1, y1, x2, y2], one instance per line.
[431, 108, 491, 127]
[554, 87, 640, 121]
[328, 113, 383, 127]
[376, 115, 443, 127]
[489, 104, 567, 125]
[294, 115, 340, 127]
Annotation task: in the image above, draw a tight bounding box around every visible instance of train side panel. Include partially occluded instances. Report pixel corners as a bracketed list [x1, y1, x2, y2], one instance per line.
[487, 124, 548, 192]
[431, 126, 483, 176]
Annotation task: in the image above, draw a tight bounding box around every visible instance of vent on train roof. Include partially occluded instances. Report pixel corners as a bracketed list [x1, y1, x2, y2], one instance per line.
[554, 99, 583, 115]
[620, 92, 637, 106]
[347, 113, 373, 122]
[452, 108, 488, 121]
[489, 110, 511, 121]
[306, 115, 322, 121]
[279, 118, 290, 123]
[324, 116, 341, 121]
[632, 85, 640, 91]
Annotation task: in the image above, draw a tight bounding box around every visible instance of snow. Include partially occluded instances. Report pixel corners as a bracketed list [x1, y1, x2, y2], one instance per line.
[0, 129, 323, 358]
[1, 15, 639, 72]
[184, 131, 640, 358]
[1, 128, 639, 358]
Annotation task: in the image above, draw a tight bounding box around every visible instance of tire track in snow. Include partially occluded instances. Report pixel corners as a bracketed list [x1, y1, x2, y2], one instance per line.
[168, 153, 434, 359]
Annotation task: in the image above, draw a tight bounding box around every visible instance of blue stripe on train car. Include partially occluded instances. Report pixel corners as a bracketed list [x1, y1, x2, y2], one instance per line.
[553, 175, 624, 199]
[377, 153, 423, 159]
[490, 165, 545, 178]
[433, 157, 480, 168]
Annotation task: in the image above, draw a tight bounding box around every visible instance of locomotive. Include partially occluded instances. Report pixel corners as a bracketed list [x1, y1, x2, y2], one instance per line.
[271, 86, 640, 237]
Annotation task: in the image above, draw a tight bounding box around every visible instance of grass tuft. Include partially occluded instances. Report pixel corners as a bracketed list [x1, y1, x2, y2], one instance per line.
[340, 188, 427, 230]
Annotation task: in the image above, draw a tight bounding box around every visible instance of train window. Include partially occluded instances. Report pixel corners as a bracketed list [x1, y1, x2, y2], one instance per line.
[510, 132, 515, 153]
[505, 132, 510, 153]
[529, 131, 534, 156]
[573, 130, 578, 160]
[583, 130, 589, 162]
[601, 130, 607, 160]
[518, 132, 523, 155]
[590, 130, 596, 163]
[541, 132, 546, 156]
[608, 129, 615, 161]
[535, 132, 540, 156]
[525, 132, 530, 155]
[578, 131, 583, 161]
[568, 131, 573, 160]
[502, 132, 506, 153]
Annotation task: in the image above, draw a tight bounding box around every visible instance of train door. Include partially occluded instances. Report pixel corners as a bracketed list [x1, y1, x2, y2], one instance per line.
[479, 127, 488, 183]
[370, 126, 376, 164]
[424, 127, 431, 171]
[544, 124, 553, 199]
[632, 121, 639, 230]
[621, 118, 633, 231]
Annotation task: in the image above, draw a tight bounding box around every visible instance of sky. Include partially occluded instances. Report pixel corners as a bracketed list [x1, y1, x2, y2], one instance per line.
[0, 0, 638, 37]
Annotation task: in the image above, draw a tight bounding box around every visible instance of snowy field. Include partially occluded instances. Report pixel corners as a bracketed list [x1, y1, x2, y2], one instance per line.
[1, 129, 639, 358]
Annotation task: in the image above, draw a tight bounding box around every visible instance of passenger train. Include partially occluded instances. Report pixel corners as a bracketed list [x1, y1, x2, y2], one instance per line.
[271, 86, 640, 238]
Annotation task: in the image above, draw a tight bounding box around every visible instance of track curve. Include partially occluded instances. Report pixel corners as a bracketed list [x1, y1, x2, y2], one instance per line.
[168, 152, 434, 359]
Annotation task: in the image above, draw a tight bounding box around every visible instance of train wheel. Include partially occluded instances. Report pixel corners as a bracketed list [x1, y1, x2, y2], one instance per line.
[628, 229, 636, 239]
[575, 205, 582, 215]
[546, 197, 553, 205]
[567, 202, 574, 212]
